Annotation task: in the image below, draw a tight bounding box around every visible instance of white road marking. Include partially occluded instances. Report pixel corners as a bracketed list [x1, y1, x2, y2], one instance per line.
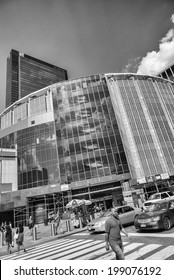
[128, 232, 174, 238]
[63, 241, 106, 260]
[1, 239, 84, 260]
[1, 237, 174, 260]
[43, 240, 103, 260]
[146, 245, 174, 260]
[95, 243, 143, 260]
[125, 244, 162, 259]
[73, 231, 174, 238]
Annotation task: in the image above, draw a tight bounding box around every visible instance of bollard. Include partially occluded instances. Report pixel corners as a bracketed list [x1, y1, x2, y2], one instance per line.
[90, 215, 93, 222]
[66, 220, 70, 232]
[0, 231, 5, 246]
[59, 220, 63, 234]
[32, 226, 37, 241]
[50, 223, 56, 236]
[79, 217, 83, 228]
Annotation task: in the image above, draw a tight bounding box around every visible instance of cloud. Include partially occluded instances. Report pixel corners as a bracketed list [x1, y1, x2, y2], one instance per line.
[137, 14, 174, 75]
[121, 57, 141, 73]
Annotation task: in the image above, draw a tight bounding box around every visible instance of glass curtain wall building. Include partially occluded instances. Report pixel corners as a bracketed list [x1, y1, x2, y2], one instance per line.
[6, 49, 68, 108]
[158, 63, 174, 82]
[1, 73, 174, 225]
[106, 74, 174, 182]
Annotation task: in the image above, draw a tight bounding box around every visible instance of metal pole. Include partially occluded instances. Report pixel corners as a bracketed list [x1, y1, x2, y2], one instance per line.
[79, 217, 82, 228]
[53, 193, 56, 213]
[66, 220, 70, 232]
[32, 226, 37, 241]
[0, 231, 5, 247]
[50, 223, 56, 236]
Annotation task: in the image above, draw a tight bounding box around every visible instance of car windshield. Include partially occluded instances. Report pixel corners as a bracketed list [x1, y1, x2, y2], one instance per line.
[99, 210, 111, 217]
[145, 201, 168, 212]
[148, 193, 161, 200]
[168, 191, 174, 196]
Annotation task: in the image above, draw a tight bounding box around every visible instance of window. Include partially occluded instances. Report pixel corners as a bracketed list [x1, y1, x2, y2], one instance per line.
[123, 206, 133, 213]
[167, 191, 174, 197]
[161, 193, 169, 199]
[117, 208, 123, 215]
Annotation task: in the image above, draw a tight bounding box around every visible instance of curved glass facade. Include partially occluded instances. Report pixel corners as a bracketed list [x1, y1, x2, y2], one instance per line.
[1, 73, 174, 194]
[106, 74, 174, 181]
[53, 74, 129, 186]
[0, 74, 130, 192]
[158, 64, 174, 82]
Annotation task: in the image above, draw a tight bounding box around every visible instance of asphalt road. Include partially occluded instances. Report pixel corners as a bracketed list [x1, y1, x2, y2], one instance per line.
[1, 224, 174, 260]
[64, 224, 174, 260]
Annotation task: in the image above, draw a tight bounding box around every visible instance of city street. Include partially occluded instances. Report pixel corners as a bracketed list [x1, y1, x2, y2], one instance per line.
[1, 225, 174, 260]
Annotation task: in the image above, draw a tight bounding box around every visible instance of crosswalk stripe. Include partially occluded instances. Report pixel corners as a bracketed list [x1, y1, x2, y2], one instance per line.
[0, 239, 85, 260]
[74, 232, 174, 238]
[125, 244, 162, 259]
[14, 239, 94, 260]
[86, 242, 129, 260]
[0, 238, 77, 259]
[74, 232, 90, 235]
[1, 238, 173, 260]
[146, 245, 174, 260]
[44, 240, 103, 260]
[62, 241, 107, 260]
[27, 237, 75, 250]
[95, 243, 143, 260]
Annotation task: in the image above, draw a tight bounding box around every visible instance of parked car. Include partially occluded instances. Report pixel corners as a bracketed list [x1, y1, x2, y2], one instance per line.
[143, 191, 174, 210]
[134, 200, 174, 231]
[87, 205, 142, 232]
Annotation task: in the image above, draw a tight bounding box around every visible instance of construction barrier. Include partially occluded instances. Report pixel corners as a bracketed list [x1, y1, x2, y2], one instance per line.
[32, 226, 37, 241]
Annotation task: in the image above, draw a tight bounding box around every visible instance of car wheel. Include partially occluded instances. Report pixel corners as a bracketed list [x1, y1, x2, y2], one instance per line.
[163, 216, 171, 230]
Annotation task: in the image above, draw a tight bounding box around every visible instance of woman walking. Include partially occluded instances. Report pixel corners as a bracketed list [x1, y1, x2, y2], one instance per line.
[15, 224, 27, 253]
[5, 223, 12, 254]
[28, 216, 34, 235]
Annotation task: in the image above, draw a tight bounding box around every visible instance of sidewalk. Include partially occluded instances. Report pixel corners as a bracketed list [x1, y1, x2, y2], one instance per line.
[0, 222, 87, 257]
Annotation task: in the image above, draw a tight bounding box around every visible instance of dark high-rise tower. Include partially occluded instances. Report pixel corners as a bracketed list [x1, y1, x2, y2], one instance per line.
[6, 49, 68, 108]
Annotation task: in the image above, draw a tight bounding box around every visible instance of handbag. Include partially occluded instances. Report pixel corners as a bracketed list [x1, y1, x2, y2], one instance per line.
[14, 232, 19, 239]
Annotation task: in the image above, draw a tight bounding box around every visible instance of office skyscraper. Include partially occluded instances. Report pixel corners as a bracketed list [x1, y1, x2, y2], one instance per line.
[6, 49, 68, 108]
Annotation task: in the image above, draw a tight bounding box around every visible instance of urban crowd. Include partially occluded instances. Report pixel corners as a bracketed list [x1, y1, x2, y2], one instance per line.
[0, 219, 32, 254]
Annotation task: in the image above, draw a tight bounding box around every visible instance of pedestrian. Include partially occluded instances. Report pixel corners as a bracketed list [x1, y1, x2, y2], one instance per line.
[0, 222, 5, 232]
[54, 211, 61, 235]
[9, 221, 12, 229]
[28, 216, 34, 235]
[5, 223, 12, 254]
[15, 224, 27, 253]
[105, 207, 131, 260]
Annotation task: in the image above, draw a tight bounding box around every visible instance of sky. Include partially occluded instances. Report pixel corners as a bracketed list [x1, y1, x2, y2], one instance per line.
[0, 0, 174, 113]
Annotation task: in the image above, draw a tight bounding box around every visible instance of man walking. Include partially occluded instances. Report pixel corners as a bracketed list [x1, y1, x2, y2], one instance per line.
[105, 207, 131, 260]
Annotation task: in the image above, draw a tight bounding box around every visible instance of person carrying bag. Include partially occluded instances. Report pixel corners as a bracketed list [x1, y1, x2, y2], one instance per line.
[15, 224, 27, 254]
[28, 216, 34, 235]
[5, 223, 12, 254]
